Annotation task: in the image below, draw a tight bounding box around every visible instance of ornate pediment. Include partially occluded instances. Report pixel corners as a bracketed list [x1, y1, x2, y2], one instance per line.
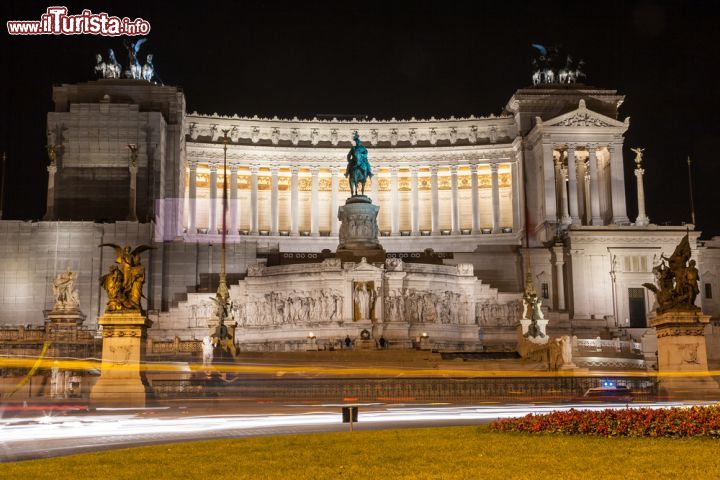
[539, 99, 627, 129]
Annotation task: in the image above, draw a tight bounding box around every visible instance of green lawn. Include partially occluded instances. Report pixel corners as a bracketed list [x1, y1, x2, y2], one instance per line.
[2, 426, 719, 479]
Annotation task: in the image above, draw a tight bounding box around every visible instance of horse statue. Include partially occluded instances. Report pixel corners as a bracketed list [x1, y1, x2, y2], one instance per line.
[141, 53, 155, 82]
[123, 37, 147, 79]
[106, 49, 122, 78]
[94, 54, 107, 78]
[345, 132, 373, 196]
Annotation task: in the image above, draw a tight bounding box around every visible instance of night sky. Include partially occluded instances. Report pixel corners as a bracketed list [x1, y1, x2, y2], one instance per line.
[2, 1, 720, 237]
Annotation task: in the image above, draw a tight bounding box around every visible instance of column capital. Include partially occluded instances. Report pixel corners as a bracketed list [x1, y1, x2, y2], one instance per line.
[469, 163, 479, 173]
[229, 162, 239, 172]
[330, 166, 340, 176]
[47, 164, 57, 175]
[389, 165, 399, 174]
[208, 162, 219, 172]
[290, 165, 300, 175]
[490, 162, 499, 172]
[566, 143, 577, 151]
[129, 164, 138, 175]
[270, 166, 280, 175]
[309, 165, 320, 175]
[249, 165, 259, 174]
[188, 159, 199, 169]
[409, 165, 420, 174]
[449, 165, 458, 174]
[635, 168, 645, 176]
[429, 165, 439, 175]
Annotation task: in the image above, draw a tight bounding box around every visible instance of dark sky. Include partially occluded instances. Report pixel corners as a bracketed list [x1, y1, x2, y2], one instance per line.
[2, 1, 720, 237]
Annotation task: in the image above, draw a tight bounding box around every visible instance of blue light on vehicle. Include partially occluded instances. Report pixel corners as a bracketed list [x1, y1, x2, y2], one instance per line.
[602, 380, 616, 388]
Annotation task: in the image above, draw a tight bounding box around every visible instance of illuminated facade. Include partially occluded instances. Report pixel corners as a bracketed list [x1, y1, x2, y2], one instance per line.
[1, 78, 718, 360]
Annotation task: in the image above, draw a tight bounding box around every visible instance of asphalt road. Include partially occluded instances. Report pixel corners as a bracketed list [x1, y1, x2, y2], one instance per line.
[0, 401, 710, 463]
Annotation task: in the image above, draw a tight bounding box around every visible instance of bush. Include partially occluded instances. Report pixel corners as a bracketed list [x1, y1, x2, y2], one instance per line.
[491, 405, 720, 438]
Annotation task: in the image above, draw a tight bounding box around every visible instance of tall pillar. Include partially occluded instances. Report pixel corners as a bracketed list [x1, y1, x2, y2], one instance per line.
[610, 143, 630, 224]
[310, 166, 320, 236]
[331, 167, 340, 236]
[249, 165, 259, 235]
[470, 164, 480, 234]
[566, 145, 580, 224]
[584, 170, 591, 223]
[128, 163, 138, 222]
[634, 165, 650, 226]
[450, 165, 460, 235]
[410, 166, 420, 236]
[209, 163, 218, 234]
[490, 162, 501, 233]
[390, 166, 400, 235]
[430, 166, 440, 235]
[559, 164, 571, 225]
[290, 166, 299, 236]
[188, 160, 198, 234]
[511, 159, 521, 234]
[44, 164, 57, 221]
[588, 146, 602, 225]
[270, 166, 279, 235]
[370, 168, 379, 202]
[541, 142, 557, 223]
[553, 245, 566, 311]
[229, 164, 238, 235]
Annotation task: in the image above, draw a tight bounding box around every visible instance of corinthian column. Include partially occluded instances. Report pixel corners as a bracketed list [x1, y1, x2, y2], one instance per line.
[450, 165, 460, 235]
[270, 166, 279, 236]
[470, 164, 480, 234]
[188, 160, 198, 234]
[588, 146, 602, 225]
[430, 166, 440, 236]
[290, 166, 299, 236]
[249, 165, 259, 235]
[410, 166, 420, 236]
[390, 166, 400, 236]
[635, 166, 650, 226]
[229, 163, 238, 235]
[310, 166, 320, 236]
[209, 162, 218, 234]
[490, 162, 500, 233]
[44, 164, 57, 221]
[559, 164, 572, 225]
[331, 167, 340, 236]
[567, 145, 580, 224]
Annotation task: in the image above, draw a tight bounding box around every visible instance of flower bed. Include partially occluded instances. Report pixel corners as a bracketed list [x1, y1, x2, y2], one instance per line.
[491, 405, 720, 438]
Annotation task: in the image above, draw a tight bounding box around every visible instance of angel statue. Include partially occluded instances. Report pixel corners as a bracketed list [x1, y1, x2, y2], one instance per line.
[631, 147, 645, 168]
[123, 38, 147, 79]
[99, 243, 155, 312]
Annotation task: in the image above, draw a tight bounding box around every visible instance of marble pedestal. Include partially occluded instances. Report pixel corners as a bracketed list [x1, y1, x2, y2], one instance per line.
[336, 196, 386, 264]
[90, 312, 153, 407]
[45, 308, 87, 358]
[652, 310, 720, 399]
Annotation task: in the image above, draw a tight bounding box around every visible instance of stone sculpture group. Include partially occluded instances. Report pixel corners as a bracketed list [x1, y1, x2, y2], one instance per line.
[99, 244, 154, 312]
[237, 289, 345, 326]
[644, 233, 700, 313]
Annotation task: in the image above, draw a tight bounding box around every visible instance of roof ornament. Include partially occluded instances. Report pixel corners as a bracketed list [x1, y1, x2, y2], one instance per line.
[531, 44, 586, 86]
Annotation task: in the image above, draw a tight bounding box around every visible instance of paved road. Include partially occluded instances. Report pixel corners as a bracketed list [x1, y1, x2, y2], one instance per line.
[0, 401, 708, 463]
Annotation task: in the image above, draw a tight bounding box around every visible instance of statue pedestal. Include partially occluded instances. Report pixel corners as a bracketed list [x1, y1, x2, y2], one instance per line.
[90, 312, 153, 407]
[336, 196, 386, 264]
[652, 310, 720, 399]
[518, 319, 549, 344]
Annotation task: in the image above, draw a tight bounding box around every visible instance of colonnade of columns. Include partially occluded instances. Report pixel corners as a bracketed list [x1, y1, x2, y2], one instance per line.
[185, 162, 519, 236]
[550, 143, 628, 227]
